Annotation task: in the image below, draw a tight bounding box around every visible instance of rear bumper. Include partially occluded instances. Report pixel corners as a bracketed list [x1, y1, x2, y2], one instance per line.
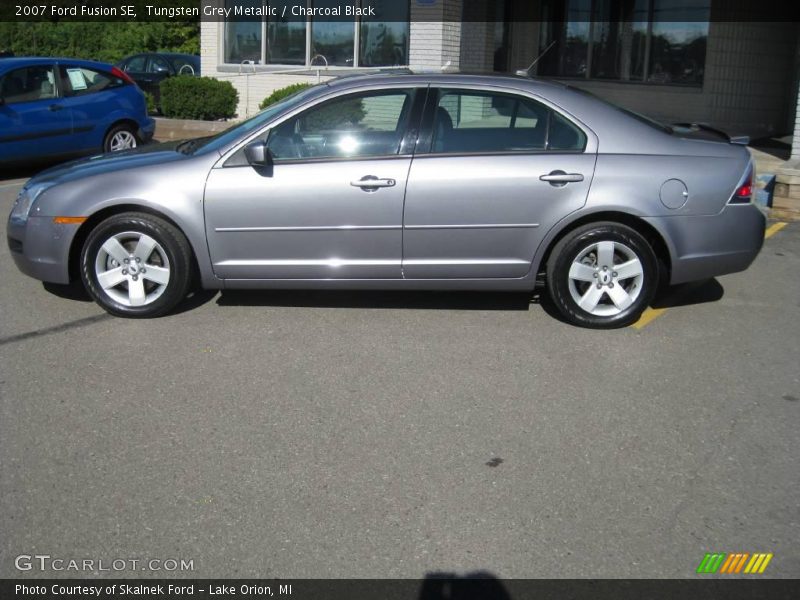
[644, 204, 766, 285]
[7, 215, 78, 284]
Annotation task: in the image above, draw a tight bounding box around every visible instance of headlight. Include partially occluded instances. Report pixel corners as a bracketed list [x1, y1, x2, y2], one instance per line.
[9, 183, 50, 225]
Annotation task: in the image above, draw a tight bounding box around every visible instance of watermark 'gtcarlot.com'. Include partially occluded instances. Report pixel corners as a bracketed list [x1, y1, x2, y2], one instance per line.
[15, 554, 194, 572]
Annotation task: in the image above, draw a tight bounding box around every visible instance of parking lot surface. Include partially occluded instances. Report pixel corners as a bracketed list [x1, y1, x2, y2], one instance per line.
[1, 176, 798, 578]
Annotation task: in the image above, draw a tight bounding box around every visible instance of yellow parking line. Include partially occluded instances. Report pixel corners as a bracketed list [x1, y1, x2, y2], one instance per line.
[765, 222, 787, 239]
[632, 307, 667, 330]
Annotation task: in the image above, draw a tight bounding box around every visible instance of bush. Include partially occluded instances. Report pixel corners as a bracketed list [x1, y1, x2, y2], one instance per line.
[160, 76, 238, 121]
[259, 83, 313, 110]
[143, 91, 157, 115]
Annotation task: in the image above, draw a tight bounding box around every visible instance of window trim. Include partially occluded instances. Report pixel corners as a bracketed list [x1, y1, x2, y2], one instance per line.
[221, 0, 410, 69]
[415, 85, 592, 157]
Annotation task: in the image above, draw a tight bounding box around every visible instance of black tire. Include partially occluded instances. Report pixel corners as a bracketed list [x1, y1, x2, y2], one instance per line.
[546, 222, 658, 329]
[103, 123, 139, 153]
[80, 212, 193, 318]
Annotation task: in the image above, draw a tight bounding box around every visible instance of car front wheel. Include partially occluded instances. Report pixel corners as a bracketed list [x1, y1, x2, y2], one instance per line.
[80, 213, 192, 318]
[103, 124, 139, 152]
[546, 222, 658, 329]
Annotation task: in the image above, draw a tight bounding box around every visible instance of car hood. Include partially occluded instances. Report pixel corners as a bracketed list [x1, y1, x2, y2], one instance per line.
[26, 141, 206, 188]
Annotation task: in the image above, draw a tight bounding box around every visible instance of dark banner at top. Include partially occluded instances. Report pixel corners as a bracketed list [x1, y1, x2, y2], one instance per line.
[1, 0, 799, 23]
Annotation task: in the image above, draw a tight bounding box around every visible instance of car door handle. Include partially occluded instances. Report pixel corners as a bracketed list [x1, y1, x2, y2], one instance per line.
[350, 176, 396, 190]
[49, 104, 64, 112]
[540, 171, 584, 185]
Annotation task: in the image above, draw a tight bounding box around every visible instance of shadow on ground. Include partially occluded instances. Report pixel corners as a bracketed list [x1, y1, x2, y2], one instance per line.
[40, 278, 723, 320]
[653, 278, 724, 309]
[216, 289, 539, 312]
[419, 572, 512, 600]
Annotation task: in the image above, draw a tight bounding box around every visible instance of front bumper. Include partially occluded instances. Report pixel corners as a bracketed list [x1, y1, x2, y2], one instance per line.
[138, 117, 156, 143]
[7, 215, 79, 284]
[645, 204, 766, 285]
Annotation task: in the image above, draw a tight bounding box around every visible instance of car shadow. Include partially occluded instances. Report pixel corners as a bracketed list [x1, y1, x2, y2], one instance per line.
[40, 280, 723, 318]
[42, 281, 93, 302]
[216, 289, 538, 312]
[419, 572, 513, 600]
[42, 282, 219, 314]
[652, 278, 724, 309]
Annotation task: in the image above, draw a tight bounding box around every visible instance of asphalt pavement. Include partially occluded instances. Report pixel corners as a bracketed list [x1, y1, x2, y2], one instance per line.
[1, 176, 798, 579]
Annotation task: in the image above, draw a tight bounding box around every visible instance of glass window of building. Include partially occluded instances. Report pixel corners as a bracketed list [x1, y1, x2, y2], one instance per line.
[224, 1, 410, 68]
[538, 0, 710, 86]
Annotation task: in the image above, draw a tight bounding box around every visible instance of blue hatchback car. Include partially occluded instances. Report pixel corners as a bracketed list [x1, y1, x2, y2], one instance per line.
[0, 57, 155, 164]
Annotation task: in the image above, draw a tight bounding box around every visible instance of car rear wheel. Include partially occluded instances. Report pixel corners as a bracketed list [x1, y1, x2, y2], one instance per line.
[80, 213, 192, 318]
[546, 222, 658, 328]
[103, 124, 139, 152]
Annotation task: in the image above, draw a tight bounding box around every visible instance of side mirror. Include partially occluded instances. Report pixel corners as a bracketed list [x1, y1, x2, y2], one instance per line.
[244, 140, 272, 168]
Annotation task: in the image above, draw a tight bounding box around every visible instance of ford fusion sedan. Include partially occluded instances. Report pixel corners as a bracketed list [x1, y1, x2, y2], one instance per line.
[7, 73, 765, 328]
[0, 57, 154, 164]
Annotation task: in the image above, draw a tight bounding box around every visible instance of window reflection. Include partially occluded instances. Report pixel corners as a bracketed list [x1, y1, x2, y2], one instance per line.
[311, 0, 354, 66]
[224, 0, 262, 64]
[538, 0, 709, 86]
[360, 0, 409, 67]
[223, 1, 411, 68]
[267, 1, 306, 65]
[591, 0, 648, 81]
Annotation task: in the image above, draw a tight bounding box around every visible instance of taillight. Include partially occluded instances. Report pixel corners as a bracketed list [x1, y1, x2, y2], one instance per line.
[729, 166, 753, 204]
[111, 66, 136, 85]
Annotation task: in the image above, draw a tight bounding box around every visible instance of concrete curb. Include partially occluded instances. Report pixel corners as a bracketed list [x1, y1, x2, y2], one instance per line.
[153, 117, 235, 141]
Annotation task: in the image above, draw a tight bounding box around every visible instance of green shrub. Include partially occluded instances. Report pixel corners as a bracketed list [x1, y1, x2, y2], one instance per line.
[143, 91, 157, 115]
[160, 76, 238, 121]
[259, 83, 313, 110]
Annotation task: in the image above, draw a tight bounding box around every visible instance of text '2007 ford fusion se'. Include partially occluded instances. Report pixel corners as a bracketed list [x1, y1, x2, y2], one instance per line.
[7, 72, 765, 328]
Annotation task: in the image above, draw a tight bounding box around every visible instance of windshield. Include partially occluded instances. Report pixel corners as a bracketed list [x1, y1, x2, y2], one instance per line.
[567, 85, 673, 134]
[186, 83, 325, 156]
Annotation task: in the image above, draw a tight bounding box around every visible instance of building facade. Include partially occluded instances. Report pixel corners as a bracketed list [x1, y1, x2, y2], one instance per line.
[201, 0, 800, 152]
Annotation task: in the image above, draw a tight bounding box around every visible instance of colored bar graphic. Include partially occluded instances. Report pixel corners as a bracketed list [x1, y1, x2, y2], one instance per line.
[698, 552, 773, 574]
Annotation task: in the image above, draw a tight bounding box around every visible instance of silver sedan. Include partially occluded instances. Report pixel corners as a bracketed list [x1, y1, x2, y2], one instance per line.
[7, 73, 765, 328]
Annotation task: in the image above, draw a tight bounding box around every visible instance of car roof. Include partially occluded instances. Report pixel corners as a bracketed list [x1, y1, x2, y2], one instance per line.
[324, 71, 569, 94]
[0, 57, 112, 71]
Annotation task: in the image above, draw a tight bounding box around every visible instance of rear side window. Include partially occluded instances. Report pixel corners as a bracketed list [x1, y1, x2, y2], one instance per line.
[147, 56, 170, 74]
[59, 66, 124, 97]
[0, 65, 57, 104]
[431, 89, 587, 154]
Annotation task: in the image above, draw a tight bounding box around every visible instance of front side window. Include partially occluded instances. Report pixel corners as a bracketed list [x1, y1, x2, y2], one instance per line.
[268, 89, 413, 160]
[59, 66, 123, 97]
[538, 0, 710, 86]
[123, 55, 147, 72]
[0, 65, 57, 104]
[431, 90, 586, 154]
